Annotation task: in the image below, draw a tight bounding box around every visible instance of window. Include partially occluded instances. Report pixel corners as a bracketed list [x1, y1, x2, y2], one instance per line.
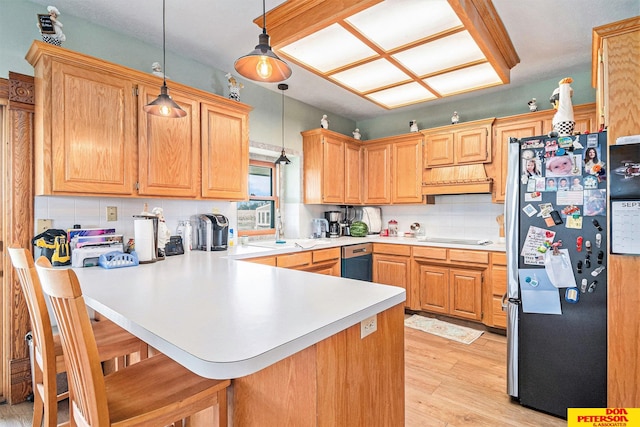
[237, 160, 277, 236]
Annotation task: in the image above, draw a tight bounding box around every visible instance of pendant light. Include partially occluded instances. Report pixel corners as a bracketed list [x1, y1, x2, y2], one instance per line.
[275, 83, 291, 165]
[143, 0, 186, 118]
[234, 0, 292, 83]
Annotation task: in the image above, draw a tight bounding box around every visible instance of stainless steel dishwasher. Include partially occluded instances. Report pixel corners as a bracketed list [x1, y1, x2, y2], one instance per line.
[341, 243, 372, 282]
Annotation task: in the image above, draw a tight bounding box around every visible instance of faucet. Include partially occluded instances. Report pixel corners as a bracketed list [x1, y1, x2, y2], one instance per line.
[275, 209, 285, 241]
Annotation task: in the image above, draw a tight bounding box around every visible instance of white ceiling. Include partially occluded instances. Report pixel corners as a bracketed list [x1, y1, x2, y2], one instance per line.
[29, 0, 639, 121]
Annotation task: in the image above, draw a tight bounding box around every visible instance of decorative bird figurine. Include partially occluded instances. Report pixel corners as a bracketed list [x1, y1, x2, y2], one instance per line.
[451, 111, 460, 125]
[320, 114, 329, 129]
[528, 98, 538, 112]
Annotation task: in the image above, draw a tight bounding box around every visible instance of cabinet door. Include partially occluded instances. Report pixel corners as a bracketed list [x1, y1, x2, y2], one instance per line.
[201, 102, 249, 200]
[373, 254, 410, 307]
[322, 136, 345, 203]
[492, 120, 543, 203]
[490, 263, 507, 328]
[344, 142, 362, 204]
[138, 85, 200, 197]
[415, 264, 449, 314]
[364, 143, 391, 204]
[392, 138, 423, 203]
[424, 133, 454, 167]
[50, 61, 136, 195]
[456, 126, 490, 164]
[449, 268, 482, 321]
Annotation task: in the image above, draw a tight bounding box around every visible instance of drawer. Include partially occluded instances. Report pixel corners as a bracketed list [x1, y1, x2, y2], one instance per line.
[491, 265, 507, 295]
[277, 252, 312, 268]
[450, 249, 488, 265]
[245, 256, 276, 266]
[312, 247, 340, 263]
[412, 246, 447, 260]
[373, 243, 411, 256]
[492, 252, 507, 266]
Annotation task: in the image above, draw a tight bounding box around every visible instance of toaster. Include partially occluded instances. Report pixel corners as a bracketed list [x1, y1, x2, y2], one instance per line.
[192, 214, 229, 251]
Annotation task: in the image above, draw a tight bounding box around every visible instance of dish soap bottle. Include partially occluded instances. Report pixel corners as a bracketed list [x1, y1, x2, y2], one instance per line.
[229, 228, 235, 247]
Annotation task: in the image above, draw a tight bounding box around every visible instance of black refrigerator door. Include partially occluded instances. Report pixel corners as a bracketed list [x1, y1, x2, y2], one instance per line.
[517, 132, 607, 418]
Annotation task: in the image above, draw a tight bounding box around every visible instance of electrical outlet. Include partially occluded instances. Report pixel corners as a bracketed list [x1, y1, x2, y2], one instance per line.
[36, 219, 53, 233]
[360, 314, 377, 338]
[106, 206, 117, 221]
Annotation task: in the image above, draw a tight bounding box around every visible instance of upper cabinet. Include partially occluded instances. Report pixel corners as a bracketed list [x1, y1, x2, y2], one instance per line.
[423, 119, 493, 167]
[302, 128, 359, 204]
[489, 104, 596, 203]
[26, 41, 251, 199]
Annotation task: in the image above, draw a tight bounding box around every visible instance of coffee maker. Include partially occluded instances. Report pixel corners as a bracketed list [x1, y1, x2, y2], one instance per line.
[324, 211, 341, 238]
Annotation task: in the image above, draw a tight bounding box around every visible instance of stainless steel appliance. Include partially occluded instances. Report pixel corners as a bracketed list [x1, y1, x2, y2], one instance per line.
[341, 243, 372, 281]
[505, 132, 608, 417]
[324, 211, 341, 238]
[339, 205, 355, 236]
[193, 214, 229, 251]
[354, 206, 382, 234]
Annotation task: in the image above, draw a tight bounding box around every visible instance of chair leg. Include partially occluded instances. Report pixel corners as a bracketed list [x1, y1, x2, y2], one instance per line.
[32, 391, 44, 427]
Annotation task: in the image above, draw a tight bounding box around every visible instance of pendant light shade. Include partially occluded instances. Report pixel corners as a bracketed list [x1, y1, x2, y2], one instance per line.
[235, 0, 292, 83]
[144, 0, 186, 118]
[275, 83, 291, 165]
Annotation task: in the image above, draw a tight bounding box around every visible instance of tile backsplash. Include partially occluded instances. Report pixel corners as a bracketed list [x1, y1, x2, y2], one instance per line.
[35, 193, 505, 243]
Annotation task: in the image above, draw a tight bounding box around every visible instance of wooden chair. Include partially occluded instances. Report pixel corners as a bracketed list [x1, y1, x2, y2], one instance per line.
[34, 256, 230, 427]
[7, 246, 148, 427]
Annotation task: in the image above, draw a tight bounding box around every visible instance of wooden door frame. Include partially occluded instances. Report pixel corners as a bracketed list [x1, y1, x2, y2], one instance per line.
[0, 72, 35, 404]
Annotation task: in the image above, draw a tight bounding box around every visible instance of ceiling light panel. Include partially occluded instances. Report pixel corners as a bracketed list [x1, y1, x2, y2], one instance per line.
[279, 23, 376, 72]
[393, 31, 486, 76]
[367, 82, 437, 108]
[346, 0, 463, 50]
[331, 59, 411, 92]
[424, 63, 503, 95]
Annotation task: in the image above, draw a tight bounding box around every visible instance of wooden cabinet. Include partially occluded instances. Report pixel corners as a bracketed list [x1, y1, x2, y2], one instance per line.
[411, 246, 487, 321]
[363, 142, 391, 204]
[201, 100, 250, 200]
[26, 41, 251, 200]
[372, 243, 411, 307]
[302, 129, 360, 204]
[485, 252, 507, 329]
[593, 16, 640, 408]
[243, 255, 277, 266]
[138, 84, 200, 197]
[423, 119, 493, 167]
[489, 103, 596, 203]
[275, 247, 341, 276]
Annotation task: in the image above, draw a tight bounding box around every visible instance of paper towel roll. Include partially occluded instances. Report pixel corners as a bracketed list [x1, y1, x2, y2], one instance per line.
[134, 218, 156, 263]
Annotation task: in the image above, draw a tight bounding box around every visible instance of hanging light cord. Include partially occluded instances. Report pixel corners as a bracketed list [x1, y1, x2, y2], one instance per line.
[281, 88, 285, 150]
[262, 0, 267, 34]
[162, 0, 167, 86]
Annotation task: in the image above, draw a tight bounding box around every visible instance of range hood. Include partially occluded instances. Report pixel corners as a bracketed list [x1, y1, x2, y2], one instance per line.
[422, 164, 492, 195]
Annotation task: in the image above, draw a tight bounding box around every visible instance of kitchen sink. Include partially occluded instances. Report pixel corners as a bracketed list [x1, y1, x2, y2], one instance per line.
[417, 237, 493, 246]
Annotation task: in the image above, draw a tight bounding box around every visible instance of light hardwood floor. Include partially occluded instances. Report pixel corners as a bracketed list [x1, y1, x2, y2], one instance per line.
[405, 324, 565, 427]
[1, 325, 565, 426]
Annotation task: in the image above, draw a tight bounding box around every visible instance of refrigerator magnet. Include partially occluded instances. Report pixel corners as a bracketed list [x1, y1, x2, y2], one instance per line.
[523, 204, 537, 217]
[565, 287, 580, 303]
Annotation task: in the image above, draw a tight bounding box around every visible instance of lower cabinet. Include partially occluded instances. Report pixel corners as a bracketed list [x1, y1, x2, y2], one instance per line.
[244, 247, 341, 277]
[487, 252, 507, 328]
[372, 243, 412, 308]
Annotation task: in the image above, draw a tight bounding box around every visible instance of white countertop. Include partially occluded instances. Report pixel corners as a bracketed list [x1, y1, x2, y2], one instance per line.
[73, 251, 405, 379]
[226, 235, 506, 259]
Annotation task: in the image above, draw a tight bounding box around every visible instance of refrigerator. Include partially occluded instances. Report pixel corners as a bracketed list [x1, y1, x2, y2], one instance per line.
[505, 132, 607, 418]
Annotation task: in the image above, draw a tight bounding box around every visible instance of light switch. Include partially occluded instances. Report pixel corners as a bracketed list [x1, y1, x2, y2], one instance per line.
[106, 206, 117, 221]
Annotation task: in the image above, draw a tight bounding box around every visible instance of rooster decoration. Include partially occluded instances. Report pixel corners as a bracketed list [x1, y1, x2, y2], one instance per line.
[549, 77, 575, 136]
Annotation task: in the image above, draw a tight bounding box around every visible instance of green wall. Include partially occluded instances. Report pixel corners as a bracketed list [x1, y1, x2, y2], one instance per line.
[1, 1, 596, 148]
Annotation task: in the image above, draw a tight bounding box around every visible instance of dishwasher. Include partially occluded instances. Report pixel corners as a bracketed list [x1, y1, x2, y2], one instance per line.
[341, 243, 372, 282]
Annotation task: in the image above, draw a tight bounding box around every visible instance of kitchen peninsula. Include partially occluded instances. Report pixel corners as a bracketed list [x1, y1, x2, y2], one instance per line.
[73, 251, 405, 426]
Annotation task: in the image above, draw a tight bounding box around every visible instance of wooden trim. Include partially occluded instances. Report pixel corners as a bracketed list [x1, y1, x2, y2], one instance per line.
[1, 72, 35, 404]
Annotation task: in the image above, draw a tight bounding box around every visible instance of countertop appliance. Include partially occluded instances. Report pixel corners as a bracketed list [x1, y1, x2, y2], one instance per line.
[505, 132, 608, 417]
[339, 205, 355, 236]
[193, 214, 228, 251]
[354, 206, 382, 234]
[325, 211, 341, 238]
[341, 243, 372, 282]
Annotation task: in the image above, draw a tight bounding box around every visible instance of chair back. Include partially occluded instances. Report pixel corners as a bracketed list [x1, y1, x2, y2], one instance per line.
[35, 257, 110, 427]
[7, 246, 58, 395]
